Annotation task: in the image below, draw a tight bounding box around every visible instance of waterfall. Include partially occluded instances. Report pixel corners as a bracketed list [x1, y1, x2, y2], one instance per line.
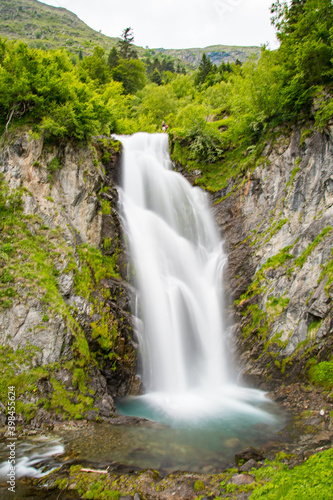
[117, 132, 276, 424]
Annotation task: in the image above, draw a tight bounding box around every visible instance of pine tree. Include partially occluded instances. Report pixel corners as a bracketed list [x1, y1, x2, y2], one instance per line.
[117, 27, 138, 60]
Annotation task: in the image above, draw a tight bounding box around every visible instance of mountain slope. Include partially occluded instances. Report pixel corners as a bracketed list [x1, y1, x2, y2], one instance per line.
[0, 0, 260, 66]
[0, 0, 119, 57]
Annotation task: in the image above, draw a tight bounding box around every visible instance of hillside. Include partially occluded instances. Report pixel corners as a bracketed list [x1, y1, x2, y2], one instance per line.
[0, 0, 260, 66]
[0, 0, 119, 58]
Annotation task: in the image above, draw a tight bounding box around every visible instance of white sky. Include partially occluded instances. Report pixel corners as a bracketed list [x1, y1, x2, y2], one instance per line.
[40, 0, 278, 50]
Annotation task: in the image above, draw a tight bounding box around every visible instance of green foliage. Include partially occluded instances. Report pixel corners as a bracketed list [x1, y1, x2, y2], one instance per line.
[314, 90, 333, 129]
[79, 46, 111, 85]
[136, 83, 177, 125]
[111, 59, 147, 94]
[309, 360, 333, 389]
[271, 0, 333, 116]
[0, 39, 131, 140]
[195, 53, 214, 87]
[251, 448, 333, 499]
[48, 157, 61, 172]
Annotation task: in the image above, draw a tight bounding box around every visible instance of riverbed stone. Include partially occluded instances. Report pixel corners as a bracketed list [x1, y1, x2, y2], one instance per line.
[227, 473, 255, 485]
[235, 447, 264, 465]
[239, 459, 260, 472]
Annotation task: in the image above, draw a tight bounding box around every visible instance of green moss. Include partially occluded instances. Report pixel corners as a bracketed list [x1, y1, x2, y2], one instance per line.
[262, 246, 294, 270]
[0, 344, 48, 421]
[251, 218, 289, 247]
[286, 166, 301, 186]
[295, 227, 332, 268]
[74, 244, 119, 300]
[194, 480, 205, 492]
[300, 128, 313, 146]
[266, 296, 290, 315]
[242, 304, 268, 339]
[50, 377, 94, 420]
[317, 247, 333, 296]
[100, 199, 111, 215]
[265, 218, 288, 242]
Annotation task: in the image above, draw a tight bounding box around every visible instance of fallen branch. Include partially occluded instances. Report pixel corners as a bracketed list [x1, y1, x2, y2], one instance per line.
[81, 467, 109, 474]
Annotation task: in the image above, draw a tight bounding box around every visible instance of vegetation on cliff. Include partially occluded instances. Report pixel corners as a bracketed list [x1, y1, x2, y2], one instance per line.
[0, 134, 137, 424]
[0, 1, 332, 496]
[1, 0, 332, 193]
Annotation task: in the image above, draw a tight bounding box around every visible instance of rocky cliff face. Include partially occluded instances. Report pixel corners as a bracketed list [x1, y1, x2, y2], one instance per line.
[0, 131, 139, 426]
[214, 126, 333, 389]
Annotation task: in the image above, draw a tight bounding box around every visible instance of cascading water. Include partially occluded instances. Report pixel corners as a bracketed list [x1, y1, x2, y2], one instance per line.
[116, 132, 281, 434]
[120, 132, 228, 394]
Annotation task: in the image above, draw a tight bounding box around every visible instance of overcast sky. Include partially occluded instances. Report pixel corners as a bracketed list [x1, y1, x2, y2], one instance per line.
[40, 0, 278, 50]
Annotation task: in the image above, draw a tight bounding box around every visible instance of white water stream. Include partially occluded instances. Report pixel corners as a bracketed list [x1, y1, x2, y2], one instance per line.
[117, 132, 276, 425]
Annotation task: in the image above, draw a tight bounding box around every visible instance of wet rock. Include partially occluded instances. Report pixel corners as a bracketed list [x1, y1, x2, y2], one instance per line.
[227, 473, 255, 485]
[120, 496, 133, 500]
[97, 394, 116, 417]
[133, 494, 141, 500]
[86, 410, 100, 421]
[239, 458, 260, 472]
[235, 447, 264, 465]
[310, 431, 332, 448]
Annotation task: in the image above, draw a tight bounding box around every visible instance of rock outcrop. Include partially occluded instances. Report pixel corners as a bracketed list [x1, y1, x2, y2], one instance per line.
[0, 131, 139, 425]
[213, 126, 333, 388]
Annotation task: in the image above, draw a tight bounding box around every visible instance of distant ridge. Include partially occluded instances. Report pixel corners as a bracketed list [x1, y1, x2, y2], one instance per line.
[0, 0, 260, 66]
[154, 45, 261, 69]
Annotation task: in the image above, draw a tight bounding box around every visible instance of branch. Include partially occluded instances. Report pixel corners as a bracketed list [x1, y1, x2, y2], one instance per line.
[81, 467, 109, 474]
[5, 105, 17, 134]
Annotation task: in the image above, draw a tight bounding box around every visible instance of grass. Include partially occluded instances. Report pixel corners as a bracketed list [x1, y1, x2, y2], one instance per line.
[250, 448, 333, 499]
[0, 0, 119, 58]
[294, 227, 332, 268]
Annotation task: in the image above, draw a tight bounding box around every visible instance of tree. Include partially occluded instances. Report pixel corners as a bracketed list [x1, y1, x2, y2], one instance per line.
[117, 27, 138, 60]
[0, 39, 124, 140]
[107, 47, 119, 69]
[195, 53, 214, 86]
[271, 0, 333, 114]
[111, 59, 146, 94]
[151, 68, 162, 86]
[79, 46, 111, 85]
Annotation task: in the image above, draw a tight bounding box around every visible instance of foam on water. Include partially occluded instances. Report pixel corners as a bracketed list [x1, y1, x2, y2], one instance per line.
[0, 440, 64, 479]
